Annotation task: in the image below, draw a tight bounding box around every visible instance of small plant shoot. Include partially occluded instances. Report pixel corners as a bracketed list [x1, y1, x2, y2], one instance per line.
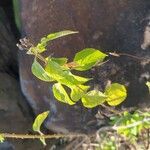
[0, 30, 148, 149]
[17, 30, 127, 108]
[32, 111, 49, 145]
[16, 30, 128, 146]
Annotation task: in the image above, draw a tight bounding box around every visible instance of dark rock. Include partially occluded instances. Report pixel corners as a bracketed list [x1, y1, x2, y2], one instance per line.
[0, 7, 18, 77]
[0, 73, 45, 149]
[0, 142, 14, 150]
[0, 8, 45, 149]
[19, 0, 150, 133]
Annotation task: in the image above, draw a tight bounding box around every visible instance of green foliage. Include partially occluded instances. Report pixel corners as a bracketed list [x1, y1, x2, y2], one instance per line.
[50, 57, 68, 66]
[97, 134, 116, 150]
[70, 85, 90, 102]
[111, 111, 150, 143]
[36, 30, 78, 53]
[105, 83, 127, 106]
[53, 83, 75, 105]
[81, 90, 106, 108]
[32, 111, 49, 132]
[15, 30, 129, 145]
[73, 48, 107, 71]
[0, 134, 4, 143]
[32, 59, 54, 82]
[146, 81, 150, 92]
[20, 30, 127, 108]
[33, 111, 49, 145]
[0, 27, 146, 148]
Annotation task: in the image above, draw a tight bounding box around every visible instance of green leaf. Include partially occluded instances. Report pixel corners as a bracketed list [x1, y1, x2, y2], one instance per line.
[40, 138, 46, 146]
[73, 48, 107, 71]
[50, 57, 68, 66]
[45, 58, 89, 86]
[105, 83, 127, 106]
[32, 111, 49, 146]
[71, 74, 91, 84]
[31, 59, 54, 82]
[46, 30, 78, 41]
[81, 90, 107, 108]
[36, 30, 78, 53]
[32, 111, 49, 133]
[131, 127, 138, 136]
[36, 43, 46, 53]
[0, 134, 4, 143]
[53, 83, 75, 105]
[146, 81, 150, 93]
[70, 85, 90, 102]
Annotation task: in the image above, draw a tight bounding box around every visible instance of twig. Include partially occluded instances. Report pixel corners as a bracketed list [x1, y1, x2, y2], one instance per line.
[113, 118, 150, 130]
[109, 52, 145, 61]
[100, 104, 121, 115]
[1, 133, 87, 140]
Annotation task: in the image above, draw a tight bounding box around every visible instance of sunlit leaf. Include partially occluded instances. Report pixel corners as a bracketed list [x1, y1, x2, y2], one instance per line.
[70, 85, 90, 102]
[36, 43, 46, 53]
[73, 48, 107, 71]
[46, 30, 78, 41]
[105, 83, 127, 106]
[72, 74, 92, 84]
[33, 111, 49, 132]
[0, 135, 4, 143]
[50, 57, 68, 65]
[45, 58, 89, 86]
[146, 81, 150, 93]
[53, 83, 75, 105]
[31, 59, 54, 82]
[36, 30, 78, 53]
[81, 90, 107, 108]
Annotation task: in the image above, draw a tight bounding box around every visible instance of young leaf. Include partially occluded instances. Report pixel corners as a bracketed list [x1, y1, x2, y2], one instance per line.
[36, 43, 46, 53]
[53, 83, 75, 105]
[0, 134, 4, 143]
[36, 30, 78, 53]
[45, 58, 89, 86]
[46, 30, 78, 41]
[31, 59, 54, 82]
[81, 90, 107, 108]
[32, 111, 49, 133]
[72, 74, 92, 84]
[105, 83, 127, 106]
[146, 81, 150, 92]
[73, 48, 107, 71]
[50, 57, 68, 66]
[70, 85, 90, 102]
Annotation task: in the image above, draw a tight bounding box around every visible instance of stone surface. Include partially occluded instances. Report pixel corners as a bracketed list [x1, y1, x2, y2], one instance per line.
[0, 73, 45, 149]
[19, 0, 150, 133]
[0, 7, 18, 76]
[0, 7, 46, 149]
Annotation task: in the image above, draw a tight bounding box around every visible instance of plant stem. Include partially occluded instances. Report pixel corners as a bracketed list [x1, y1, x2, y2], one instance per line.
[36, 53, 47, 65]
[1, 133, 87, 139]
[109, 52, 144, 61]
[113, 117, 150, 130]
